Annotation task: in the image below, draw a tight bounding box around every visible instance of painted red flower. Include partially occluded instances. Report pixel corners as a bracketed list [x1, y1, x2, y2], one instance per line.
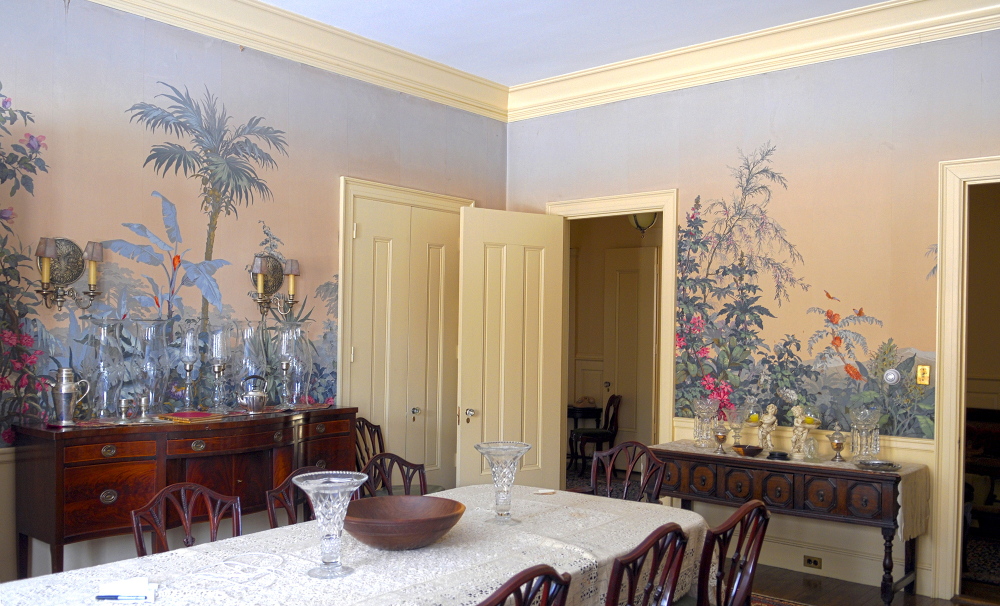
[831, 336, 843, 349]
[172, 255, 181, 270]
[1, 97, 12, 110]
[10, 360, 23, 371]
[844, 364, 864, 381]
[0, 377, 12, 391]
[1, 428, 15, 445]
[696, 346, 712, 358]
[19, 133, 47, 152]
[675, 334, 686, 351]
[19, 333, 33, 347]
[0, 330, 17, 347]
[18, 374, 29, 389]
[825, 309, 841, 325]
[0, 207, 15, 224]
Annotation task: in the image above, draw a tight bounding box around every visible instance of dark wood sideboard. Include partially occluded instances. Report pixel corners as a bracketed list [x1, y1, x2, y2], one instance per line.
[651, 443, 919, 606]
[14, 407, 357, 578]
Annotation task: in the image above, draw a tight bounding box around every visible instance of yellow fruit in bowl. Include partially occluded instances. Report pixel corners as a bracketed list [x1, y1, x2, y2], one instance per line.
[805, 416, 817, 424]
[748, 413, 759, 423]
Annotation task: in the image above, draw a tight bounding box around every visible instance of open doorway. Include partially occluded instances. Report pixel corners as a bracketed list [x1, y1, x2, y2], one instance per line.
[960, 182, 1000, 604]
[564, 213, 662, 483]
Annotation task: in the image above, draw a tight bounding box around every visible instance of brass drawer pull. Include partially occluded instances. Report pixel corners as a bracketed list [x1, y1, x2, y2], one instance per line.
[101, 444, 117, 458]
[699, 476, 706, 486]
[316, 459, 327, 468]
[861, 496, 869, 508]
[99, 489, 118, 505]
[776, 486, 782, 498]
[736, 481, 743, 492]
[273, 431, 283, 443]
[191, 440, 206, 452]
[665, 472, 671, 481]
[818, 490, 825, 502]
[315, 423, 326, 434]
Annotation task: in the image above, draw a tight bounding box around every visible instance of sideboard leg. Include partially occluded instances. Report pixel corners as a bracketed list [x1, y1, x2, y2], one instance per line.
[16, 532, 30, 579]
[904, 537, 917, 594]
[881, 527, 895, 606]
[50, 542, 64, 574]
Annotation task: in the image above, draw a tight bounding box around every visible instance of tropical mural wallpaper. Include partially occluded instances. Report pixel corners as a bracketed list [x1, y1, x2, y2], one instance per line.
[673, 144, 935, 438]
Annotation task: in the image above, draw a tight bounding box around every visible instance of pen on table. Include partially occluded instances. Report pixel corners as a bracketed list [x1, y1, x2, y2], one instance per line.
[95, 596, 147, 601]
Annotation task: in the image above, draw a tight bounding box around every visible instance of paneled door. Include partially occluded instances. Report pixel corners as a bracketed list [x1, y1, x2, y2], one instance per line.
[456, 207, 567, 489]
[340, 178, 471, 490]
[603, 247, 658, 448]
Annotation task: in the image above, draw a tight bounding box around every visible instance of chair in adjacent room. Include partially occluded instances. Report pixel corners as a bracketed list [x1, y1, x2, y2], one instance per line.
[568, 394, 622, 476]
[130, 482, 242, 557]
[605, 523, 688, 606]
[265, 465, 325, 528]
[355, 416, 385, 472]
[676, 500, 770, 606]
[574, 440, 667, 503]
[476, 564, 572, 606]
[356, 452, 428, 498]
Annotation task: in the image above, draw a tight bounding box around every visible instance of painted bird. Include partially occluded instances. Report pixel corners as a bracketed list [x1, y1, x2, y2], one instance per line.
[853, 307, 865, 317]
[824, 290, 841, 302]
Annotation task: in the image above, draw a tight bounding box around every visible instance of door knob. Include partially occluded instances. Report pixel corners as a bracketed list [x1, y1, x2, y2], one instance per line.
[411, 407, 421, 415]
[465, 408, 476, 417]
[604, 381, 611, 392]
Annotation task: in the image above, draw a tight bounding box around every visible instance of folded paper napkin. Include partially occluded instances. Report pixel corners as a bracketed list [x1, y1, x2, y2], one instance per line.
[96, 577, 157, 602]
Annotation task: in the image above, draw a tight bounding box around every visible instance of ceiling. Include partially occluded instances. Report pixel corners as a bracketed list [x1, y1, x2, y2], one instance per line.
[261, 0, 882, 86]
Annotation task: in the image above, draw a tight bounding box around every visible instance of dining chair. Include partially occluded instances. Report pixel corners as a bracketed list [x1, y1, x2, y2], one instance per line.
[356, 452, 428, 498]
[605, 523, 688, 606]
[265, 465, 325, 528]
[568, 394, 622, 476]
[130, 482, 242, 557]
[355, 416, 386, 472]
[676, 500, 770, 606]
[574, 440, 667, 503]
[476, 564, 572, 606]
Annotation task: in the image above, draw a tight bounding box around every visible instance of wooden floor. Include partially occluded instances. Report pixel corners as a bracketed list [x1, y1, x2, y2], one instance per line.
[753, 564, 956, 606]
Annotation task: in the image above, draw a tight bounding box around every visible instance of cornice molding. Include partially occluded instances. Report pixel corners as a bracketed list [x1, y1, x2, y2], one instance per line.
[507, 0, 1000, 121]
[86, 0, 1000, 123]
[85, 0, 510, 122]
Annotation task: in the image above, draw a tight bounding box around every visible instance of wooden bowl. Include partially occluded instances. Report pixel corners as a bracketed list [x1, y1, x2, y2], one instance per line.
[732, 445, 763, 457]
[344, 495, 465, 550]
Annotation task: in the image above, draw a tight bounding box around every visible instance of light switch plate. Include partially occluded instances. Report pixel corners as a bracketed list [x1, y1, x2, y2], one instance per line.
[916, 365, 931, 385]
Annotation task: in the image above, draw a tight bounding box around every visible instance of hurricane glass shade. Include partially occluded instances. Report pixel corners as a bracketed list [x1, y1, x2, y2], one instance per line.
[283, 259, 300, 276]
[34, 237, 57, 259]
[82, 241, 104, 262]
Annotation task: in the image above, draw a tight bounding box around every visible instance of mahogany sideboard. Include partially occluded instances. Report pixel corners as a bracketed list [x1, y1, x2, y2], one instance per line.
[14, 407, 357, 578]
[651, 441, 928, 606]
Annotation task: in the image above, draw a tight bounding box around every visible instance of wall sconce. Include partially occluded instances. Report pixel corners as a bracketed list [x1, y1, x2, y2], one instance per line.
[627, 212, 658, 238]
[34, 237, 102, 311]
[249, 253, 299, 320]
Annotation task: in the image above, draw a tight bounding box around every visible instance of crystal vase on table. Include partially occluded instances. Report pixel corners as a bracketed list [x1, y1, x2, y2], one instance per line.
[292, 471, 368, 578]
[474, 441, 531, 523]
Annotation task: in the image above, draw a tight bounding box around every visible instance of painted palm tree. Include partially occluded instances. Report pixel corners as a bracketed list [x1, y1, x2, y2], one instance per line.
[127, 82, 288, 327]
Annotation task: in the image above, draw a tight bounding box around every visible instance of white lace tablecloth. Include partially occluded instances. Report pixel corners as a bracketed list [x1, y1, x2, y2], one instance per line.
[0, 484, 707, 606]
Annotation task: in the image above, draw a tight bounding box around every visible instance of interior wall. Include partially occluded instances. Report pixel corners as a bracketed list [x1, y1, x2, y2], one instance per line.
[508, 31, 1000, 598]
[0, 0, 506, 575]
[965, 183, 1000, 411]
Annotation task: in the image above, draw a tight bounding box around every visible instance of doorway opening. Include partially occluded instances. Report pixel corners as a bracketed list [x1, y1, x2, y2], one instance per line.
[960, 182, 1000, 604]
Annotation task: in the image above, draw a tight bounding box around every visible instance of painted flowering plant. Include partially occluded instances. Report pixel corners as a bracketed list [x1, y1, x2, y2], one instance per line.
[0, 82, 49, 197]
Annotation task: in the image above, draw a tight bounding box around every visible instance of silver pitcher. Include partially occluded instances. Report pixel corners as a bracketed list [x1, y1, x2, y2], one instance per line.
[238, 374, 269, 414]
[50, 368, 90, 427]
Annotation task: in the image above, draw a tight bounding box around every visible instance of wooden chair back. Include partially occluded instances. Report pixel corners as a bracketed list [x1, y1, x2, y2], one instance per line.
[357, 452, 428, 498]
[587, 441, 667, 502]
[355, 417, 385, 471]
[130, 482, 241, 557]
[605, 523, 688, 606]
[476, 564, 572, 606]
[697, 500, 770, 606]
[603, 394, 623, 435]
[265, 466, 325, 528]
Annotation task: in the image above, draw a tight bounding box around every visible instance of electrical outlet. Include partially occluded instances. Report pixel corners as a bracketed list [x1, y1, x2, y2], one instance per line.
[803, 556, 822, 569]
[916, 364, 931, 386]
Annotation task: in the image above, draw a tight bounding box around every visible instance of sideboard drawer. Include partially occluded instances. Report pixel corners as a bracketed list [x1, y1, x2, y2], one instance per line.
[661, 459, 682, 492]
[686, 462, 716, 497]
[761, 471, 793, 509]
[63, 461, 157, 536]
[803, 475, 838, 513]
[846, 480, 884, 519]
[167, 430, 284, 455]
[65, 440, 156, 463]
[721, 466, 754, 502]
[303, 419, 350, 439]
[303, 435, 353, 470]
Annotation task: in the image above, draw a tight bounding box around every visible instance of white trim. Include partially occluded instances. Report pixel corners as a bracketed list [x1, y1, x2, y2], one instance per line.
[546, 190, 678, 445]
[336, 177, 475, 415]
[86, 0, 1000, 123]
[507, 0, 1000, 121]
[935, 156, 1000, 600]
[85, 0, 509, 122]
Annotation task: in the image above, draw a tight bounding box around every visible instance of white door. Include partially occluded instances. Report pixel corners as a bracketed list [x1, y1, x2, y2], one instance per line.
[603, 247, 658, 447]
[456, 207, 567, 489]
[341, 179, 469, 489]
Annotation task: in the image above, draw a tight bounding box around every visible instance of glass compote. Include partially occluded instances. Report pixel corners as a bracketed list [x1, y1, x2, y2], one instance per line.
[474, 441, 531, 523]
[693, 398, 717, 448]
[849, 403, 881, 460]
[292, 471, 368, 579]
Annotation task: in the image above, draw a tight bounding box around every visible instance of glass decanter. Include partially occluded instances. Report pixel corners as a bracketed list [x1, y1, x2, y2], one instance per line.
[292, 471, 368, 578]
[474, 441, 531, 523]
[693, 397, 717, 448]
[80, 317, 125, 420]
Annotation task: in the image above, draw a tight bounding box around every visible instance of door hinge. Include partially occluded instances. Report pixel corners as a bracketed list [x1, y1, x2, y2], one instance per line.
[351, 346, 355, 362]
[353, 222, 357, 239]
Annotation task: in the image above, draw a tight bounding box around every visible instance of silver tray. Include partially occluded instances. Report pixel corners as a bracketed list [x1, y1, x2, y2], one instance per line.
[853, 459, 901, 472]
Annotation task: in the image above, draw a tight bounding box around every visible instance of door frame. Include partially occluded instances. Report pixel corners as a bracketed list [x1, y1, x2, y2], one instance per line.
[935, 156, 1000, 599]
[337, 176, 475, 421]
[546, 189, 678, 444]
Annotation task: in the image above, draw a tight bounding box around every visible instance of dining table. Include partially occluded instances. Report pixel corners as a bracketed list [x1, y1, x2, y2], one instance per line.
[0, 484, 708, 606]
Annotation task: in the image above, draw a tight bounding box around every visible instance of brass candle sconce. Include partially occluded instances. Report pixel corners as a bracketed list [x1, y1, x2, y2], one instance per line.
[34, 237, 103, 311]
[249, 253, 299, 320]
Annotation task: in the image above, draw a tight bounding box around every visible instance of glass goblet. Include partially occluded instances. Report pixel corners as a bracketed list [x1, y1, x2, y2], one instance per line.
[728, 407, 747, 445]
[693, 398, 716, 448]
[292, 471, 368, 579]
[474, 441, 531, 523]
[713, 424, 729, 455]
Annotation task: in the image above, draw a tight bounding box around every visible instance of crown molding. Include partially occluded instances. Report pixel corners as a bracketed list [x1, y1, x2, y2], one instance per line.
[507, 0, 1000, 121]
[85, 0, 510, 122]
